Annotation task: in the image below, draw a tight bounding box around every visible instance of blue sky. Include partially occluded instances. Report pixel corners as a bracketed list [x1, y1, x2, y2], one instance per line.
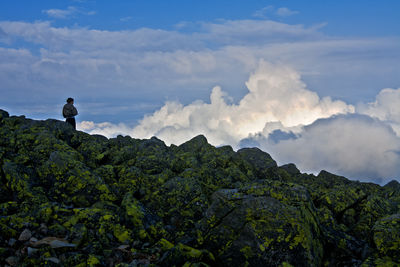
[1, 0, 400, 183]
[1, 0, 399, 121]
[1, 0, 399, 36]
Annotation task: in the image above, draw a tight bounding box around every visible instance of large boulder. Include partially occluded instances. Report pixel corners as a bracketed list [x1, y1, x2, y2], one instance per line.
[0, 109, 9, 121]
[237, 147, 277, 179]
[373, 214, 400, 261]
[200, 181, 323, 266]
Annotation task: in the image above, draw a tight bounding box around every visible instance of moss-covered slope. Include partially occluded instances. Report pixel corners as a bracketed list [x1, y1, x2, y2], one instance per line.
[0, 109, 399, 266]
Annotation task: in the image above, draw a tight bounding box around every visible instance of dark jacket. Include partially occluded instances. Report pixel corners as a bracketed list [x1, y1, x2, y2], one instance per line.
[63, 103, 78, 118]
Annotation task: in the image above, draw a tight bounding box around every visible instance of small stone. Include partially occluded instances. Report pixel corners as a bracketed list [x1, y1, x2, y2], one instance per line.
[131, 259, 150, 265]
[31, 237, 76, 249]
[45, 257, 60, 264]
[39, 223, 48, 235]
[8, 238, 17, 246]
[29, 237, 38, 243]
[18, 229, 32, 241]
[49, 239, 76, 249]
[5, 256, 18, 266]
[27, 247, 39, 256]
[117, 244, 129, 251]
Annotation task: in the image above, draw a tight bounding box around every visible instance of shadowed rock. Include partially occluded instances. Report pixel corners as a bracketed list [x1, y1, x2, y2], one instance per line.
[0, 109, 399, 266]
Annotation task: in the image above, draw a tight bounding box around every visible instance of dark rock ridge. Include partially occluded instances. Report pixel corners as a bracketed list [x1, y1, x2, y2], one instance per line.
[0, 109, 399, 266]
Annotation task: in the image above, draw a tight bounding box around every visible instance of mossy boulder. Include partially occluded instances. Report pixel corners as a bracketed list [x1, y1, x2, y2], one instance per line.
[237, 147, 277, 179]
[0, 109, 9, 121]
[373, 214, 400, 261]
[279, 163, 301, 175]
[200, 182, 323, 266]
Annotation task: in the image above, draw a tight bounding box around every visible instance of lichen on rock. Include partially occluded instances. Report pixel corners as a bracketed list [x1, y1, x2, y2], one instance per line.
[0, 109, 399, 266]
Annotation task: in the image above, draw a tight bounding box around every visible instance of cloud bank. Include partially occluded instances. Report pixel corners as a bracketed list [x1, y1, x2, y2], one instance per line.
[265, 115, 400, 184]
[80, 62, 400, 184]
[129, 61, 354, 145]
[1, 18, 400, 184]
[1, 19, 400, 122]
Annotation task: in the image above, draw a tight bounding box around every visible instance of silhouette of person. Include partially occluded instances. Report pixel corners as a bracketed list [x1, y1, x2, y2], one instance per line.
[63, 97, 78, 129]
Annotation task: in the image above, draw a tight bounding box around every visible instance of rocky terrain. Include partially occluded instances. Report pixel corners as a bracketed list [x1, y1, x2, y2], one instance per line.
[0, 109, 399, 266]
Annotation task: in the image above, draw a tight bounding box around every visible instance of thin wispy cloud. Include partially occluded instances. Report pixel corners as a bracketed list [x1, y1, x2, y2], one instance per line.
[276, 7, 299, 17]
[42, 6, 77, 19]
[253, 6, 299, 18]
[252, 6, 274, 18]
[0, 19, 398, 103]
[42, 6, 95, 19]
[120, 16, 133, 22]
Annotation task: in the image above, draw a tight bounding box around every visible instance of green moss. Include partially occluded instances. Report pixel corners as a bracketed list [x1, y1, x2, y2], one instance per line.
[121, 192, 144, 228]
[87, 255, 101, 266]
[158, 238, 174, 250]
[373, 214, 400, 260]
[96, 183, 117, 202]
[113, 224, 132, 243]
[240, 246, 254, 258]
[102, 214, 113, 220]
[371, 257, 399, 267]
[2, 111, 400, 266]
[177, 243, 203, 258]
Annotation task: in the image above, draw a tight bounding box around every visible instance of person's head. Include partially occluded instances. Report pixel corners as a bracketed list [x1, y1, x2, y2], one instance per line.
[67, 97, 74, 104]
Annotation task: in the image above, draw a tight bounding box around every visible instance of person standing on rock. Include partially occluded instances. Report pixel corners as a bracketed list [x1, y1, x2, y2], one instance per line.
[63, 97, 78, 129]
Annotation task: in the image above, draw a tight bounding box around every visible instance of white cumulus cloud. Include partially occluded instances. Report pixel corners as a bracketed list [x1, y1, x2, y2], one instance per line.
[81, 61, 354, 144]
[78, 62, 400, 184]
[357, 88, 400, 135]
[79, 121, 133, 137]
[129, 61, 354, 146]
[264, 115, 400, 184]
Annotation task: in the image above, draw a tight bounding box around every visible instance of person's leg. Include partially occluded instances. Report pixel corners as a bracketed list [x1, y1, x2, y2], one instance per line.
[66, 118, 76, 129]
[71, 117, 76, 130]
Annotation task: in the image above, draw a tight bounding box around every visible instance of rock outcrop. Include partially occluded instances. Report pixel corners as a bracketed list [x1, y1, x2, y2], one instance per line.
[0, 109, 399, 266]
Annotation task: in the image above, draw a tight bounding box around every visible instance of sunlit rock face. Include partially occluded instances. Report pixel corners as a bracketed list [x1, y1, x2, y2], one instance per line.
[0, 109, 399, 266]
